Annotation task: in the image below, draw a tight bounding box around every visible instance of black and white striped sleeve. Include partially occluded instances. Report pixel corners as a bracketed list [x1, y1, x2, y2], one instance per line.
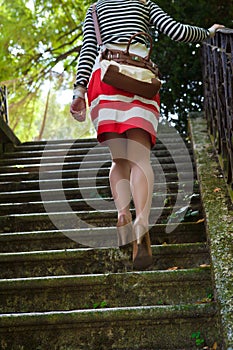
[74, 7, 98, 89]
[148, 0, 210, 43]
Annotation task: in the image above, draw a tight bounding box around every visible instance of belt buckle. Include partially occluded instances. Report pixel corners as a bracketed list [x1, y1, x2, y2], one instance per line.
[132, 55, 140, 62]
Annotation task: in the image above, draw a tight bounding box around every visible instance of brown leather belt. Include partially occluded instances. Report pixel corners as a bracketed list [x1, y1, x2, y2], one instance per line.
[101, 49, 159, 76]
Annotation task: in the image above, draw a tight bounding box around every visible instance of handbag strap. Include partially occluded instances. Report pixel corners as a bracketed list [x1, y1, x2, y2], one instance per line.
[92, 3, 103, 47]
[126, 32, 153, 61]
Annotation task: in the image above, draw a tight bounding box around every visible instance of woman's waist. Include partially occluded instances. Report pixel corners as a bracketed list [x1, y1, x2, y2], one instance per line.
[91, 42, 149, 74]
[104, 42, 149, 57]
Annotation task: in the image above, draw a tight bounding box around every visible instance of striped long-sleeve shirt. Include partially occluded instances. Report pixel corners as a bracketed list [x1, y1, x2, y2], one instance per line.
[74, 0, 210, 89]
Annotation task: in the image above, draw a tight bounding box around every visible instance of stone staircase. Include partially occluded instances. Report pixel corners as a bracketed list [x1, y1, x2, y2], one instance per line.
[0, 126, 222, 349]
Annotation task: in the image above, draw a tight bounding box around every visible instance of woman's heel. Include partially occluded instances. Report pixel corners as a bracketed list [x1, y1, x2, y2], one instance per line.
[116, 215, 133, 247]
[133, 224, 153, 270]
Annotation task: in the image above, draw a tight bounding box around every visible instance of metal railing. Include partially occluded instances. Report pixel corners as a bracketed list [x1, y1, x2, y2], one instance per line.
[202, 28, 233, 197]
[0, 85, 9, 124]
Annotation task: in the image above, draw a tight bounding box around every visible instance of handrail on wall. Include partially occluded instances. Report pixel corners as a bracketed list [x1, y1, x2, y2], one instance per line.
[0, 85, 20, 147]
[0, 85, 9, 124]
[202, 28, 233, 200]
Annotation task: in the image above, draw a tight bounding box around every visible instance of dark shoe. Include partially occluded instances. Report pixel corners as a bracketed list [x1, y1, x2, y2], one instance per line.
[133, 224, 153, 270]
[116, 215, 133, 248]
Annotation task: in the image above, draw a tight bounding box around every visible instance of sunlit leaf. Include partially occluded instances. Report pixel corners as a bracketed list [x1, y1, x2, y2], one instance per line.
[196, 218, 205, 224]
[213, 187, 221, 193]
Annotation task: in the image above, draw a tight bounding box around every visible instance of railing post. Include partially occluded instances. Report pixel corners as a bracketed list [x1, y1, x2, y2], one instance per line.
[0, 85, 20, 150]
[202, 28, 233, 201]
[0, 85, 9, 124]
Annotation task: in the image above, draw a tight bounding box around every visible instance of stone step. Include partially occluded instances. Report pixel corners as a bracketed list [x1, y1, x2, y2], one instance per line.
[0, 147, 193, 161]
[17, 137, 98, 146]
[0, 243, 210, 278]
[0, 175, 196, 195]
[0, 303, 220, 349]
[0, 187, 198, 209]
[2, 143, 193, 160]
[3, 145, 107, 159]
[12, 140, 186, 152]
[0, 267, 212, 313]
[0, 161, 191, 180]
[0, 180, 198, 204]
[0, 191, 201, 215]
[0, 152, 115, 166]
[0, 205, 204, 233]
[0, 166, 197, 183]
[11, 133, 187, 148]
[1, 143, 193, 160]
[0, 222, 206, 252]
[0, 184, 111, 202]
[0, 155, 193, 174]
[0, 171, 198, 192]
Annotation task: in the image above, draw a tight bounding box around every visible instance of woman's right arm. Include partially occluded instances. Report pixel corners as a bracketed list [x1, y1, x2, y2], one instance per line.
[74, 7, 98, 90]
[70, 6, 98, 121]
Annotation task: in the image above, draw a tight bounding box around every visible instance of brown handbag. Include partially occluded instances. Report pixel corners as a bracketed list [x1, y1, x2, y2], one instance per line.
[92, 5, 161, 99]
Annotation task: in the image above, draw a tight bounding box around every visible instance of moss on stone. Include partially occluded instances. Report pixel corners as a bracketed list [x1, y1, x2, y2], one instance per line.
[189, 115, 233, 348]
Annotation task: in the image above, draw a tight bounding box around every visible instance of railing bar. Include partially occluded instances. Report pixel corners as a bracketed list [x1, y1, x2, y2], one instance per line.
[0, 86, 9, 124]
[4, 86, 9, 124]
[202, 29, 233, 199]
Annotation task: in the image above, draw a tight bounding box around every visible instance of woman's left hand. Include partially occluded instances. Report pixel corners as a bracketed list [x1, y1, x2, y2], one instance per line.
[208, 24, 225, 37]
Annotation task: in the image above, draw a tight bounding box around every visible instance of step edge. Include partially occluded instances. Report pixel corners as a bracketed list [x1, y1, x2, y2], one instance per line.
[0, 221, 205, 239]
[0, 267, 211, 289]
[0, 303, 218, 327]
[0, 242, 208, 261]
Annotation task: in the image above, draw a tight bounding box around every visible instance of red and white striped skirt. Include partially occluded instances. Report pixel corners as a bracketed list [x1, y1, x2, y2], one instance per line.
[87, 45, 160, 146]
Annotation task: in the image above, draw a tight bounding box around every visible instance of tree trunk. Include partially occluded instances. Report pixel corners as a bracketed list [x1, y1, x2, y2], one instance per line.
[36, 88, 50, 141]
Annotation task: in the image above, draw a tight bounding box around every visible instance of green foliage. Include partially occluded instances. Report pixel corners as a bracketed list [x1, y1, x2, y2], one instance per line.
[191, 331, 205, 347]
[0, 0, 232, 139]
[0, 0, 93, 140]
[0, 0, 88, 87]
[93, 300, 108, 309]
[154, 0, 233, 132]
[84, 300, 108, 309]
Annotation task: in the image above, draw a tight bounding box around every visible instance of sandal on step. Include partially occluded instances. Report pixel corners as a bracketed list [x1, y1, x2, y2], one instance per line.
[116, 214, 133, 248]
[132, 224, 153, 270]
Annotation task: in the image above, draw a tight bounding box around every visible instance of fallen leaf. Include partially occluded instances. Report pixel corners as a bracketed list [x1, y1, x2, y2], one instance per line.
[196, 218, 205, 224]
[212, 342, 218, 350]
[213, 187, 221, 193]
[196, 296, 213, 304]
[200, 264, 210, 268]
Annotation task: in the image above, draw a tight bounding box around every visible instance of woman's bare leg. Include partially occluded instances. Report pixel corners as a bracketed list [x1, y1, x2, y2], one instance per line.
[125, 128, 153, 267]
[103, 133, 132, 221]
[126, 128, 154, 229]
[103, 129, 153, 228]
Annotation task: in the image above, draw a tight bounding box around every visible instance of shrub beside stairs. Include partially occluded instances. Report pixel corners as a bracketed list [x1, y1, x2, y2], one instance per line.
[0, 128, 222, 349]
